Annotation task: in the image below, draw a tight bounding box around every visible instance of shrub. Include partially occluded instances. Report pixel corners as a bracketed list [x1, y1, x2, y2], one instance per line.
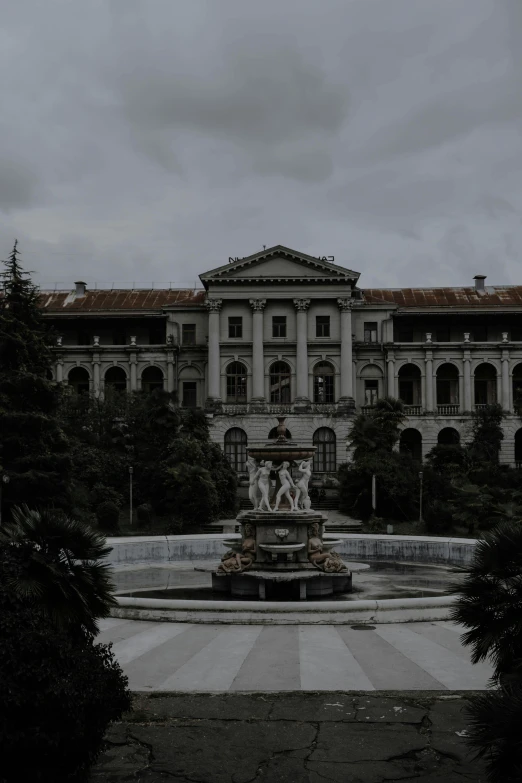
[424, 498, 455, 533]
[136, 502, 153, 528]
[90, 483, 124, 510]
[95, 501, 120, 533]
[0, 545, 131, 782]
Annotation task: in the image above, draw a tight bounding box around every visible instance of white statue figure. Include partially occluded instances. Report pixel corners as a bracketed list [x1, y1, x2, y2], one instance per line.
[294, 458, 312, 511]
[255, 461, 273, 512]
[246, 457, 259, 509]
[274, 461, 296, 511]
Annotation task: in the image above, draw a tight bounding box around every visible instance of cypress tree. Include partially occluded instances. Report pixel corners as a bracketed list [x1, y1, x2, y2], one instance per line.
[0, 241, 71, 518]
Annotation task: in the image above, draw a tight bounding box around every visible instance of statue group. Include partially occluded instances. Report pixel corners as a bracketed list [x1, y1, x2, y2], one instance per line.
[246, 457, 313, 513]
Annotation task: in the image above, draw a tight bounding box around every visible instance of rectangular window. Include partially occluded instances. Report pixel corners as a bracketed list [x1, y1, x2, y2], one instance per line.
[364, 322, 378, 343]
[316, 316, 330, 338]
[397, 326, 414, 342]
[228, 316, 243, 339]
[182, 381, 197, 408]
[435, 327, 450, 342]
[364, 380, 379, 406]
[182, 324, 196, 345]
[272, 316, 287, 338]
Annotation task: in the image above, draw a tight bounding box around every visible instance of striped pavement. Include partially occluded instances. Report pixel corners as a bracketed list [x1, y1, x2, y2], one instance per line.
[96, 618, 493, 692]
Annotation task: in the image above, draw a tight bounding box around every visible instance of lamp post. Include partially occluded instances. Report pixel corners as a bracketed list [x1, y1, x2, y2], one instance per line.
[419, 471, 424, 523]
[0, 472, 10, 528]
[129, 466, 133, 527]
[371, 474, 376, 513]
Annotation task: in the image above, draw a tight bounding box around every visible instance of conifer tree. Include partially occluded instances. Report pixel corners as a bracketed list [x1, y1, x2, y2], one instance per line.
[0, 241, 71, 517]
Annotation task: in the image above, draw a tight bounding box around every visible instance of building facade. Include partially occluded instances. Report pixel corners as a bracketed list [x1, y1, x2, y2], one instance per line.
[40, 245, 522, 475]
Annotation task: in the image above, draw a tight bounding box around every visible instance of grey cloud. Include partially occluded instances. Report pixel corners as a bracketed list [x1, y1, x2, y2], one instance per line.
[0, 158, 40, 212]
[0, 0, 521, 289]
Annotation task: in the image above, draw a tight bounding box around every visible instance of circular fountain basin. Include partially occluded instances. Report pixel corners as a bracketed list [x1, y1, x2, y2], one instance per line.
[106, 533, 473, 625]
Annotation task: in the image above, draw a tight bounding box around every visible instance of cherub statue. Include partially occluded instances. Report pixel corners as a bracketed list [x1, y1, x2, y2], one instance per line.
[307, 522, 347, 572]
[274, 461, 296, 511]
[294, 459, 312, 511]
[246, 457, 259, 509]
[218, 523, 256, 573]
[254, 461, 273, 512]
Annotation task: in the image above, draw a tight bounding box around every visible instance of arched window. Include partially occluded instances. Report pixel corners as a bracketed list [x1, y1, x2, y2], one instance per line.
[269, 361, 291, 403]
[226, 362, 247, 403]
[474, 363, 497, 406]
[104, 366, 127, 393]
[513, 364, 522, 412]
[68, 367, 90, 395]
[436, 363, 459, 406]
[141, 366, 164, 394]
[313, 362, 335, 404]
[438, 427, 460, 446]
[224, 428, 247, 472]
[313, 427, 336, 473]
[515, 429, 522, 465]
[398, 364, 421, 406]
[399, 428, 422, 462]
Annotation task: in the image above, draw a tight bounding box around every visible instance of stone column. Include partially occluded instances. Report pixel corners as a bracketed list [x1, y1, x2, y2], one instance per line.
[463, 350, 471, 411]
[458, 373, 464, 413]
[56, 356, 63, 383]
[501, 350, 510, 411]
[92, 356, 101, 398]
[129, 356, 137, 391]
[425, 351, 433, 411]
[205, 298, 222, 406]
[386, 353, 395, 398]
[249, 299, 267, 404]
[167, 350, 175, 393]
[293, 298, 311, 405]
[337, 298, 355, 408]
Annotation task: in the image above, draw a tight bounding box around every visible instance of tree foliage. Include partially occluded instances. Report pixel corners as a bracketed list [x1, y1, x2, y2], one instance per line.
[448, 522, 522, 782]
[0, 504, 118, 638]
[468, 402, 504, 464]
[0, 542, 131, 783]
[0, 242, 72, 517]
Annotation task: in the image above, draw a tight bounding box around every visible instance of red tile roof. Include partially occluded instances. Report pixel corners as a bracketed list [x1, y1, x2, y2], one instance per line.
[361, 286, 522, 308]
[4, 285, 517, 313]
[36, 289, 206, 312]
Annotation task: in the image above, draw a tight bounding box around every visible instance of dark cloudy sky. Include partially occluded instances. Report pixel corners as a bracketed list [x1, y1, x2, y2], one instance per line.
[1, 0, 521, 290]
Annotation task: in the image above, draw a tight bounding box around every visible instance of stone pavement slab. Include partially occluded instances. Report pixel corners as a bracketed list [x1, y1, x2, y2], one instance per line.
[89, 692, 487, 782]
[97, 619, 493, 691]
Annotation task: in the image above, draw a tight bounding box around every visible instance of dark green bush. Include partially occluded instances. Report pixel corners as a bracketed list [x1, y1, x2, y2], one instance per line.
[95, 501, 120, 533]
[90, 483, 124, 510]
[424, 498, 456, 533]
[0, 545, 131, 783]
[136, 502, 153, 528]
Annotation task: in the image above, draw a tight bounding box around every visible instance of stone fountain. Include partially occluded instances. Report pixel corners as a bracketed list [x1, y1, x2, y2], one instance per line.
[212, 418, 362, 600]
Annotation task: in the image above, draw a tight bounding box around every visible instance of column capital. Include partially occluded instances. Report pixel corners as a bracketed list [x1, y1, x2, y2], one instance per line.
[337, 297, 354, 312]
[249, 298, 266, 311]
[205, 298, 222, 312]
[293, 298, 311, 312]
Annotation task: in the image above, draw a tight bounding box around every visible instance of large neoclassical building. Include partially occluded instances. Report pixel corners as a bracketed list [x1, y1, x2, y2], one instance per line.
[40, 245, 522, 475]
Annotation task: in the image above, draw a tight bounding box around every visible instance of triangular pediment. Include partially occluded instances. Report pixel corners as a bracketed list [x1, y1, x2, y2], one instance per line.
[200, 245, 360, 287]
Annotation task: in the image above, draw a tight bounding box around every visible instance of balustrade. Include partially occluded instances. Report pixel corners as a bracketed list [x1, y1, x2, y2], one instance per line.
[437, 404, 460, 416]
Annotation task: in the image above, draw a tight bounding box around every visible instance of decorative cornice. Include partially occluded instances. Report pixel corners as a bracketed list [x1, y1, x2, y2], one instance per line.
[205, 298, 222, 312]
[293, 298, 311, 312]
[249, 298, 267, 311]
[337, 298, 354, 312]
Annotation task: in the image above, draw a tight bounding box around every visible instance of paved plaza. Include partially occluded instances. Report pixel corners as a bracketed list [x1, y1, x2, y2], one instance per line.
[97, 618, 492, 692]
[89, 691, 487, 781]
